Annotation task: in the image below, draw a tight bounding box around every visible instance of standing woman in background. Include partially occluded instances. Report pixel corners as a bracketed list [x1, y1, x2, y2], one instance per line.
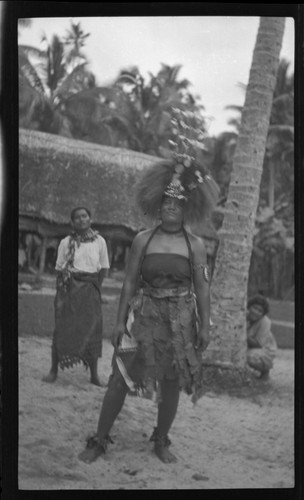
[43, 206, 110, 386]
[78, 110, 219, 464]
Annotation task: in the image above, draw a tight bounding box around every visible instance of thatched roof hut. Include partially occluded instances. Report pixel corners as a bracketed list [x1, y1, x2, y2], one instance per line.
[19, 128, 218, 253]
[19, 128, 163, 240]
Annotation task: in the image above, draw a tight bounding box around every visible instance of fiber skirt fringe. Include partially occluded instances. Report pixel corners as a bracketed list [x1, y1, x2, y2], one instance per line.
[113, 286, 205, 404]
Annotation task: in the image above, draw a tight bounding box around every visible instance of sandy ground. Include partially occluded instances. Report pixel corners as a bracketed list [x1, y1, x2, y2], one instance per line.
[18, 336, 294, 490]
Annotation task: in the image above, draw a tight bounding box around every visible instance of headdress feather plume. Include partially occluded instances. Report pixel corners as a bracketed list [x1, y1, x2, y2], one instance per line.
[135, 107, 219, 224]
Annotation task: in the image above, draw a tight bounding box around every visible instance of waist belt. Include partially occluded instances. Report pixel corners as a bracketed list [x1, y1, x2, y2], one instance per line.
[140, 286, 191, 299]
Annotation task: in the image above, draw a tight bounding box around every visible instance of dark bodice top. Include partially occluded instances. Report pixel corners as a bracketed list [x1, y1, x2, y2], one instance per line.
[141, 253, 191, 289]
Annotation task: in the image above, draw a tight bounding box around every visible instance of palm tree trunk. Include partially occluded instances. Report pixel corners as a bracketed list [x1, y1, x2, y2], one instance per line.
[208, 17, 286, 368]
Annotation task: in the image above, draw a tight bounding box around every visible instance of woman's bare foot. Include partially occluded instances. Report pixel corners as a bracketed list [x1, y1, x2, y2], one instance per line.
[90, 376, 106, 387]
[78, 443, 104, 464]
[42, 371, 57, 383]
[154, 437, 177, 464]
[78, 436, 109, 464]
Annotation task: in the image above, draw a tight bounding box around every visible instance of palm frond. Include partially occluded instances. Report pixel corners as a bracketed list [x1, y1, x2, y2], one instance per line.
[64, 48, 87, 67]
[19, 45, 47, 60]
[227, 117, 241, 130]
[176, 79, 192, 90]
[54, 63, 90, 99]
[19, 75, 50, 128]
[224, 105, 242, 113]
[63, 21, 90, 48]
[116, 73, 138, 86]
[47, 36, 66, 92]
[19, 52, 46, 95]
[236, 82, 247, 91]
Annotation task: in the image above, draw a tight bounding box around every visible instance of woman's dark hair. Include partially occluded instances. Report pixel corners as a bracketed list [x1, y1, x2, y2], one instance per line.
[135, 159, 219, 224]
[70, 206, 91, 221]
[247, 294, 269, 315]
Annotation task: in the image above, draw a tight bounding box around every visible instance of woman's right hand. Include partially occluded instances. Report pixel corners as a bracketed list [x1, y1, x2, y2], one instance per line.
[111, 323, 126, 352]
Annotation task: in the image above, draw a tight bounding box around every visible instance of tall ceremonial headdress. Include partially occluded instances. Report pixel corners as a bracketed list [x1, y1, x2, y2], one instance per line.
[135, 107, 219, 224]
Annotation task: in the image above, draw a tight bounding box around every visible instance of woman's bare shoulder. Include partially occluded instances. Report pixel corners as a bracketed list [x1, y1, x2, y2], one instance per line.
[132, 228, 155, 249]
[186, 231, 205, 250]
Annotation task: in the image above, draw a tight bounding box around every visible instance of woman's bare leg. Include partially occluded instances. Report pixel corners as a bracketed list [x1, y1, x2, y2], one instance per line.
[78, 369, 128, 463]
[42, 344, 58, 383]
[88, 357, 104, 386]
[154, 377, 180, 463]
[96, 370, 128, 438]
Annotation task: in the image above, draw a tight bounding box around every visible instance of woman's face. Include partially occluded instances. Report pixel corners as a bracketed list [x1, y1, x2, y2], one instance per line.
[71, 209, 91, 232]
[160, 196, 184, 225]
[248, 304, 265, 323]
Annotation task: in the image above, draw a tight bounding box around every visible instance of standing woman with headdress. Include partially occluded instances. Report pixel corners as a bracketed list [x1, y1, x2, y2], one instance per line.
[79, 112, 219, 464]
[42, 207, 110, 386]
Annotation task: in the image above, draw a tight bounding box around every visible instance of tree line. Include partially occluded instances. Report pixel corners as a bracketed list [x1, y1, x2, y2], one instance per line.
[18, 20, 294, 300]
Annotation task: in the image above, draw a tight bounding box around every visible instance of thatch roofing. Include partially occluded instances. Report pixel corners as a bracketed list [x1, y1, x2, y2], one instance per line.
[19, 128, 218, 242]
[19, 128, 163, 233]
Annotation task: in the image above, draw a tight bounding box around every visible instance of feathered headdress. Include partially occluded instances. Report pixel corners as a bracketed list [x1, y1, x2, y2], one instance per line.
[135, 107, 219, 224]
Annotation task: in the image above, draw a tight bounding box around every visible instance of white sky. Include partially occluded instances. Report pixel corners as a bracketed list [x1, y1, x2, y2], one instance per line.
[18, 16, 295, 136]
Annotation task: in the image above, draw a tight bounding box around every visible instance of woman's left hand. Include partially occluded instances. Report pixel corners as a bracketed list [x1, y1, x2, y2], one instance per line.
[196, 327, 210, 352]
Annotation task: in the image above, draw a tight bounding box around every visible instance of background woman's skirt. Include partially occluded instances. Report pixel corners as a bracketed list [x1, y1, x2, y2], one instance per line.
[53, 272, 103, 369]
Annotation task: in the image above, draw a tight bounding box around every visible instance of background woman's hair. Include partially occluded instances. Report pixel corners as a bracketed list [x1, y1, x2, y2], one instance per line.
[70, 206, 92, 221]
[247, 294, 270, 315]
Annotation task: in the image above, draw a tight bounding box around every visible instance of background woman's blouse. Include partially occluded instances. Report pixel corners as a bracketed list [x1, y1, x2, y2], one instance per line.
[55, 235, 110, 273]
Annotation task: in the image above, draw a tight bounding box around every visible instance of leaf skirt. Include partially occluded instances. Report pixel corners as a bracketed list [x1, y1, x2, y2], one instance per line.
[112, 288, 204, 404]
